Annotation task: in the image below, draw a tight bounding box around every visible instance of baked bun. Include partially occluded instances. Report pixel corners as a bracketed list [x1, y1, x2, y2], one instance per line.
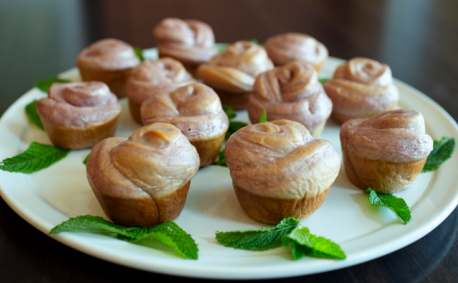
[153, 18, 217, 77]
[323, 57, 399, 124]
[247, 61, 332, 137]
[198, 41, 274, 110]
[141, 83, 229, 167]
[265, 33, 328, 71]
[340, 109, 433, 194]
[225, 120, 341, 224]
[86, 123, 200, 227]
[126, 58, 195, 123]
[36, 82, 121, 150]
[77, 39, 140, 98]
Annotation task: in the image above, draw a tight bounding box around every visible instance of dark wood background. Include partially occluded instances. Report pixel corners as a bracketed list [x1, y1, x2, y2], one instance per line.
[1, 0, 458, 282]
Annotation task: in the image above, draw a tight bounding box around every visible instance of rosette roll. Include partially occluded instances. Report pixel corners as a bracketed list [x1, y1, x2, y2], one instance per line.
[77, 39, 140, 98]
[126, 58, 195, 123]
[340, 109, 433, 193]
[225, 120, 341, 224]
[141, 83, 229, 167]
[247, 61, 332, 137]
[36, 82, 121, 150]
[86, 123, 200, 227]
[198, 41, 274, 109]
[153, 18, 217, 76]
[323, 57, 399, 124]
[265, 33, 328, 71]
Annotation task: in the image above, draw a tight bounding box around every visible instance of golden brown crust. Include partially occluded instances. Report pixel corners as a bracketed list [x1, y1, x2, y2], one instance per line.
[41, 114, 120, 150]
[128, 97, 143, 124]
[190, 132, 225, 167]
[330, 101, 397, 124]
[78, 66, 132, 98]
[233, 182, 330, 224]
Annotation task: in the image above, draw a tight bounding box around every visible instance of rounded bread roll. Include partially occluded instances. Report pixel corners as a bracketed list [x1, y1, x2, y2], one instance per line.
[126, 58, 195, 123]
[247, 61, 332, 137]
[141, 83, 229, 167]
[265, 33, 328, 71]
[86, 123, 200, 227]
[36, 82, 121, 150]
[225, 119, 341, 224]
[323, 57, 399, 123]
[340, 109, 433, 193]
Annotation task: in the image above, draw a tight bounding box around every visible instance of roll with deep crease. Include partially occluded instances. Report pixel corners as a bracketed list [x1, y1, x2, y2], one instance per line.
[36, 82, 121, 150]
[247, 61, 332, 137]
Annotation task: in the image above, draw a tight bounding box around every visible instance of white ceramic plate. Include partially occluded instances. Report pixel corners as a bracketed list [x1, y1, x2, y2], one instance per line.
[1, 51, 458, 280]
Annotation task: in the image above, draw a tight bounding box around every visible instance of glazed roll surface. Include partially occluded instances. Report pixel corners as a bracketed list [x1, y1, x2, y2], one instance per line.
[153, 18, 217, 66]
[247, 61, 332, 135]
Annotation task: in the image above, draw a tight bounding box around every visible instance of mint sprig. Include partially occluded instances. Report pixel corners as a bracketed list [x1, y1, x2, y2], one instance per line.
[50, 215, 198, 259]
[83, 153, 90, 165]
[133, 47, 144, 62]
[35, 76, 70, 93]
[223, 105, 248, 139]
[213, 148, 227, 167]
[318, 78, 330, 84]
[217, 44, 229, 53]
[0, 142, 69, 173]
[259, 109, 268, 123]
[422, 136, 456, 173]
[283, 227, 346, 260]
[25, 100, 44, 130]
[216, 217, 299, 251]
[365, 188, 411, 224]
[222, 105, 236, 120]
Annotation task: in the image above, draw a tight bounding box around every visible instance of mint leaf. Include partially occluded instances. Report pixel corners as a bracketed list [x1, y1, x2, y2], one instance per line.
[25, 100, 44, 130]
[259, 109, 268, 123]
[0, 142, 69, 173]
[35, 76, 70, 93]
[217, 44, 228, 53]
[319, 78, 330, 84]
[131, 221, 198, 259]
[226, 121, 248, 139]
[83, 153, 90, 165]
[216, 217, 299, 251]
[365, 188, 411, 224]
[213, 148, 227, 167]
[50, 215, 147, 239]
[247, 39, 259, 45]
[422, 136, 456, 173]
[223, 105, 236, 120]
[133, 47, 144, 62]
[283, 227, 346, 260]
[50, 216, 198, 259]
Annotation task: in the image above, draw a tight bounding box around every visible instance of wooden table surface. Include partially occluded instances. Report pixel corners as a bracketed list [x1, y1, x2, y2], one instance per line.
[1, 0, 458, 282]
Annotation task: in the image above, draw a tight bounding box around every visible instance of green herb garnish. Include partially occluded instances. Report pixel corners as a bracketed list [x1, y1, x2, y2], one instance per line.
[216, 217, 299, 251]
[259, 109, 268, 123]
[223, 105, 236, 120]
[422, 136, 456, 173]
[35, 76, 70, 93]
[283, 227, 346, 260]
[365, 188, 411, 224]
[217, 44, 229, 53]
[133, 47, 144, 61]
[25, 100, 44, 130]
[223, 105, 248, 139]
[50, 215, 198, 259]
[0, 142, 69, 173]
[318, 78, 330, 84]
[213, 148, 227, 167]
[83, 153, 90, 165]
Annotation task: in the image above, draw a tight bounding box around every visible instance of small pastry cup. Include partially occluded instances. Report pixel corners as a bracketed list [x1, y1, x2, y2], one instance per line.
[158, 52, 200, 79]
[342, 145, 427, 194]
[78, 65, 133, 98]
[41, 114, 120, 150]
[331, 102, 398, 124]
[233, 183, 330, 224]
[90, 179, 191, 227]
[190, 132, 225, 167]
[213, 88, 250, 110]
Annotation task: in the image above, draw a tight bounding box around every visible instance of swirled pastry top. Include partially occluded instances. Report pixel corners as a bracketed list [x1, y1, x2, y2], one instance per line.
[340, 109, 433, 163]
[36, 82, 121, 128]
[126, 58, 196, 104]
[198, 41, 274, 92]
[249, 61, 332, 130]
[323, 57, 399, 116]
[77, 39, 140, 70]
[225, 120, 341, 199]
[265, 33, 328, 66]
[87, 123, 200, 199]
[141, 83, 229, 141]
[153, 18, 217, 65]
